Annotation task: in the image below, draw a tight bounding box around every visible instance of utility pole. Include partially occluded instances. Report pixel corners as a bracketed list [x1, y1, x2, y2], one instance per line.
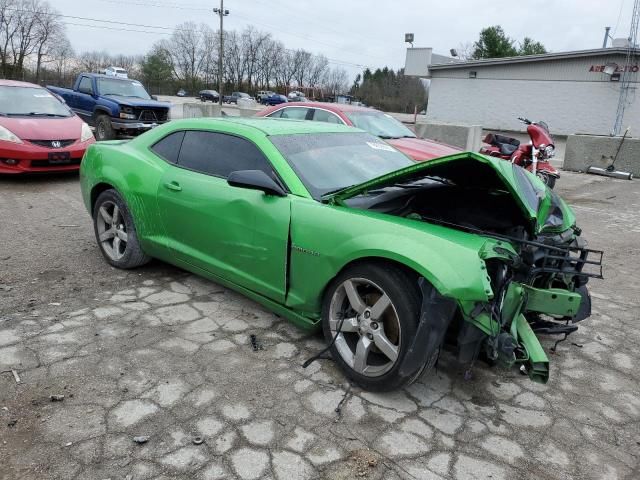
[213, 0, 229, 106]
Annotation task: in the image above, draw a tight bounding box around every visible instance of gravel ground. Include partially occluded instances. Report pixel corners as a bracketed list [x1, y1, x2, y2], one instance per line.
[0, 171, 639, 480]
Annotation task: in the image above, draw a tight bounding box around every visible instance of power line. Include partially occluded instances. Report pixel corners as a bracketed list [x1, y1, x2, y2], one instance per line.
[62, 21, 171, 35]
[90, 0, 387, 64]
[612, 0, 627, 36]
[60, 20, 367, 69]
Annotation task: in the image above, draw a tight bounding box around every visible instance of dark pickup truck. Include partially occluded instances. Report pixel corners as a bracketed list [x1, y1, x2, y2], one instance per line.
[48, 74, 171, 141]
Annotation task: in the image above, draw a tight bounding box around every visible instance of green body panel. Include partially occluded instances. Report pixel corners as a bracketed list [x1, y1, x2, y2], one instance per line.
[286, 197, 497, 314]
[522, 285, 581, 317]
[514, 314, 549, 383]
[79, 117, 583, 383]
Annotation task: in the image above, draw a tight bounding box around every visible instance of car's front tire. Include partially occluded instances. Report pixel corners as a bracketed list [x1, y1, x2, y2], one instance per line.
[322, 263, 424, 391]
[93, 189, 150, 269]
[95, 114, 116, 141]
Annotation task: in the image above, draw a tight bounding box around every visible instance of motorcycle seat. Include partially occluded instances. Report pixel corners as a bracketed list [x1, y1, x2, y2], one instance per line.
[484, 133, 520, 148]
[499, 143, 519, 156]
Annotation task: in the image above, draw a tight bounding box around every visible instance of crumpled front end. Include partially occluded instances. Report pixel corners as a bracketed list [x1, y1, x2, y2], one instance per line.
[455, 233, 603, 383]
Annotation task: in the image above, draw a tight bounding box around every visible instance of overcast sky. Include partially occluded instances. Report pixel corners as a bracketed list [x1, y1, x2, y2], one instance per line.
[54, 0, 633, 78]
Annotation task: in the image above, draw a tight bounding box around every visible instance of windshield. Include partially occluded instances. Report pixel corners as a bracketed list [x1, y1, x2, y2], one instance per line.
[0, 86, 71, 117]
[345, 111, 416, 139]
[269, 132, 412, 199]
[96, 78, 151, 99]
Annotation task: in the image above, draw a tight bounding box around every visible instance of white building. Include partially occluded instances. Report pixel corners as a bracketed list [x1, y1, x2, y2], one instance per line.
[425, 48, 639, 136]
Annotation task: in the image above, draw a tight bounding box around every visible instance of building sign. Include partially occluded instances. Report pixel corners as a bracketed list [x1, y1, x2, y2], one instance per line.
[589, 64, 639, 73]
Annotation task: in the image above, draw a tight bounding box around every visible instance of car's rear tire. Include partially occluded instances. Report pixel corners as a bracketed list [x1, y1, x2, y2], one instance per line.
[93, 189, 150, 269]
[322, 262, 424, 391]
[95, 114, 116, 141]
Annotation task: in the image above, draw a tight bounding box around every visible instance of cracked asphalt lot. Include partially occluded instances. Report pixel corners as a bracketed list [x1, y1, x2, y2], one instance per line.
[1, 172, 639, 480]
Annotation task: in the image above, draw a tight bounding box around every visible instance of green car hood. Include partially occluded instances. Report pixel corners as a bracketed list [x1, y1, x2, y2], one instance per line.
[327, 152, 568, 235]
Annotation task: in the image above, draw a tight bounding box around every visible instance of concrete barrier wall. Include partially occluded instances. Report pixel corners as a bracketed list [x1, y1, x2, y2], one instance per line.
[239, 108, 261, 117]
[182, 103, 222, 118]
[564, 134, 640, 176]
[414, 121, 482, 151]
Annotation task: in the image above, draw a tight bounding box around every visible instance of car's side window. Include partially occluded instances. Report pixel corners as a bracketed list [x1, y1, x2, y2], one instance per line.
[312, 109, 343, 124]
[150, 131, 185, 164]
[78, 77, 93, 94]
[267, 109, 284, 118]
[279, 108, 309, 120]
[177, 131, 275, 179]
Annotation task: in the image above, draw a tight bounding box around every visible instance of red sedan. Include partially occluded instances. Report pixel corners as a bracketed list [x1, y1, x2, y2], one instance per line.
[0, 80, 95, 174]
[256, 102, 459, 161]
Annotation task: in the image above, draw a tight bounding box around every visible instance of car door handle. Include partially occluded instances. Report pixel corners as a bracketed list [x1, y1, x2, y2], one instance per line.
[163, 181, 182, 192]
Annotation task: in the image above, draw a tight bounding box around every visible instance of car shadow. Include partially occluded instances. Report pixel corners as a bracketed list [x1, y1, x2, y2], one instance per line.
[0, 171, 80, 185]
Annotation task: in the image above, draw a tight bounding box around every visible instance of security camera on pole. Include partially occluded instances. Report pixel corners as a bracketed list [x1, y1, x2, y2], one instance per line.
[213, 1, 230, 106]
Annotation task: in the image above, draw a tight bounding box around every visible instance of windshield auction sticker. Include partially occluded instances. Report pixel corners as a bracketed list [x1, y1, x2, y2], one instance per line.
[366, 142, 395, 152]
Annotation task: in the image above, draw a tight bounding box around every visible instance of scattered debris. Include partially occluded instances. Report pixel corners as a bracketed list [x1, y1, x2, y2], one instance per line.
[48, 302, 61, 306]
[192, 436, 204, 445]
[11, 369, 21, 384]
[249, 333, 263, 351]
[350, 449, 380, 477]
[49, 395, 65, 402]
[65, 442, 72, 447]
[57, 224, 80, 228]
[133, 436, 149, 444]
[7, 419, 17, 427]
[571, 342, 584, 348]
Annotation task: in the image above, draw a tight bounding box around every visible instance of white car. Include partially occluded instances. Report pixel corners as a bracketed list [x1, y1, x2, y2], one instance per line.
[104, 66, 128, 79]
[288, 90, 303, 99]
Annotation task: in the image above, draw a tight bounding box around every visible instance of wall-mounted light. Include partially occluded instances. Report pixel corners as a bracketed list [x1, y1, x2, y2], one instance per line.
[405, 33, 414, 48]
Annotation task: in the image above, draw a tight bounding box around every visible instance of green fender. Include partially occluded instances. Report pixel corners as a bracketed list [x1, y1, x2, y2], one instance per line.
[286, 198, 495, 314]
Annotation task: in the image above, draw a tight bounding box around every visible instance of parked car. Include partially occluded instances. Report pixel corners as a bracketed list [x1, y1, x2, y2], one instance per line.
[104, 66, 128, 78]
[223, 92, 252, 104]
[176, 89, 187, 97]
[257, 90, 275, 102]
[287, 90, 303, 99]
[0, 79, 94, 174]
[80, 117, 599, 391]
[48, 74, 171, 141]
[288, 94, 307, 102]
[199, 90, 219, 102]
[256, 102, 459, 161]
[261, 93, 288, 106]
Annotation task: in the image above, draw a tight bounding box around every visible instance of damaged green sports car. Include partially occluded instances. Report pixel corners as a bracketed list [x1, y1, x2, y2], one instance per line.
[80, 118, 602, 391]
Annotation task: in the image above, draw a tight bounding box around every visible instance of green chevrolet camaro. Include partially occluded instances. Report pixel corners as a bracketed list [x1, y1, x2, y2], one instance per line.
[80, 118, 602, 391]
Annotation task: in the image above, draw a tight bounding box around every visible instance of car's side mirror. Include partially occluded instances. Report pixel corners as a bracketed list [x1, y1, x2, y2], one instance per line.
[151, 95, 158, 100]
[79, 88, 93, 95]
[227, 170, 287, 197]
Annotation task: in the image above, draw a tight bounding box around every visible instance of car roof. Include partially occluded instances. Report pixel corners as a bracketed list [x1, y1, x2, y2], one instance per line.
[0, 79, 44, 88]
[281, 102, 374, 113]
[81, 73, 132, 80]
[171, 117, 361, 136]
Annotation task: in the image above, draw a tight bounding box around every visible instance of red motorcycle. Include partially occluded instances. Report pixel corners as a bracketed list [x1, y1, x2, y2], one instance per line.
[480, 117, 560, 188]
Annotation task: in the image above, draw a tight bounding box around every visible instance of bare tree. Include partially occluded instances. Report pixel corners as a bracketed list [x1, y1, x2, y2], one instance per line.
[292, 49, 312, 88]
[323, 66, 349, 96]
[159, 22, 209, 92]
[33, 2, 64, 82]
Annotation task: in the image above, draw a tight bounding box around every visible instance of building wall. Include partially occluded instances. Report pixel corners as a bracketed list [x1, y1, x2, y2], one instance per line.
[427, 55, 639, 136]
